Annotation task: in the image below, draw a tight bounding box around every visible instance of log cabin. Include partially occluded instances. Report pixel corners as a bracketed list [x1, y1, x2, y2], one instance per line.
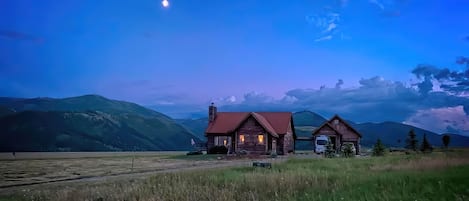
[205, 103, 296, 155]
[312, 115, 362, 154]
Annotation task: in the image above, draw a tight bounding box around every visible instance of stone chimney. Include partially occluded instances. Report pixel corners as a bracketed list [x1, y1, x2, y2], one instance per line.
[209, 102, 217, 122]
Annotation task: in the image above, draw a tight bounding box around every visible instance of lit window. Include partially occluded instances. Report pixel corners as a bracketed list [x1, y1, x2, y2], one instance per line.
[223, 139, 227, 146]
[258, 134, 264, 144]
[239, 135, 245, 144]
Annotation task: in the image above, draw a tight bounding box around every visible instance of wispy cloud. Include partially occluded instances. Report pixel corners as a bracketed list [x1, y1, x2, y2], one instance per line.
[314, 35, 333, 42]
[324, 22, 338, 33]
[0, 30, 44, 43]
[338, 0, 349, 8]
[369, 0, 385, 10]
[369, 0, 406, 17]
[307, 11, 341, 42]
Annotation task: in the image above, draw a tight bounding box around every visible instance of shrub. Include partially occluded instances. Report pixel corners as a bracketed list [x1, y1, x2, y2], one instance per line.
[208, 146, 228, 154]
[341, 143, 355, 157]
[324, 139, 336, 158]
[372, 138, 386, 156]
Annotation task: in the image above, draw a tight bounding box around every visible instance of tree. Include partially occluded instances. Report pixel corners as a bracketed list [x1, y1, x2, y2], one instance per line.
[420, 133, 433, 153]
[442, 135, 450, 149]
[372, 138, 386, 156]
[405, 129, 418, 151]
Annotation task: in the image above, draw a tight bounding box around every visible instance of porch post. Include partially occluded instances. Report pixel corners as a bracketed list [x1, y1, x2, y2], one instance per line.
[272, 139, 277, 155]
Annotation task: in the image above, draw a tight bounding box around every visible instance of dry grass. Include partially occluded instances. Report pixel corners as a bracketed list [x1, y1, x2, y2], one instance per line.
[0, 152, 231, 188]
[370, 151, 469, 171]
[2, 150, 469, 201]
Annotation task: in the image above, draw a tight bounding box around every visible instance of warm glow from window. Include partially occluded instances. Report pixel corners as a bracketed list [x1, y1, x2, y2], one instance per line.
[258, 134, 264, 144]
[239, 135, 245, 144]
[223, 139, 227, 146]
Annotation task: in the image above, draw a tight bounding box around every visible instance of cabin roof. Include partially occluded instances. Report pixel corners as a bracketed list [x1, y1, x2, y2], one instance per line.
[312, 114, 362, 137]
[205, 112, 293, 138]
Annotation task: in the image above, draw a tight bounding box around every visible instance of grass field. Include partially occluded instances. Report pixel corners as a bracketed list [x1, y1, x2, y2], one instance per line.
[1, 150, 469, 201]
[0, 152, 242, 189]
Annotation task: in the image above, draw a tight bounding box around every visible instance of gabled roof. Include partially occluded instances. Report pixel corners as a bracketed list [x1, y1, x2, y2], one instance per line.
[205, 112, 293, 138]
[330, 114, 362, 137]
[251, 112, 278, 137]
[312, 114, 362, 137]
[312, 122, 339, 136]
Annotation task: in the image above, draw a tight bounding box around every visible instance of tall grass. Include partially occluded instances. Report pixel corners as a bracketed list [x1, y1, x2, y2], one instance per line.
[6, 151, 469, 201]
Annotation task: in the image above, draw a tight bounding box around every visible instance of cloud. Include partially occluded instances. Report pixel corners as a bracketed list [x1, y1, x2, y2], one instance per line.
[0, 30, 44, 43]
[368, 0, 406, 17]
[216, 74, 469, 131]
[411, 59, 469, 95]
[404, 106, 469, 136]
[335, 79, 344, 89]
[369, 0, 385, 10]
[324, 22, 338, 33]
[456, 56, 469, 67]
[338, 0, 349, 8]
[242, 91, 274, 104]
[210, 95, 237, 105]
[314, 35, 333, 42]
[306, 8, 342, 42]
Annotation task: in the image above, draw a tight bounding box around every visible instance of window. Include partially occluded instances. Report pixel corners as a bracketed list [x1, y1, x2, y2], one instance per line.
[316, 140, 327, 145]
[333, 119, 339, 125]
[258, 134, 264, 144]
[214, 136, 230, 146]
[239, 134, 245, 144]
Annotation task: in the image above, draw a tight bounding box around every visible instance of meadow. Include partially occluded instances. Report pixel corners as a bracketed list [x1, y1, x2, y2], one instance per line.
[1, 150, 468, 201]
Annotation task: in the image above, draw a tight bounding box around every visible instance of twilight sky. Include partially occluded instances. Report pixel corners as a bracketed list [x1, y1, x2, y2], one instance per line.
[1, 0, 469, 135]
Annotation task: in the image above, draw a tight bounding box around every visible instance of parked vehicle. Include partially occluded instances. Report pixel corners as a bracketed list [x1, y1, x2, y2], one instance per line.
[315, 135, 329, 154]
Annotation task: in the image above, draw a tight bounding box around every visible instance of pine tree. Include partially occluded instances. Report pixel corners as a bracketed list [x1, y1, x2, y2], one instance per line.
[372, 138, 386, 156]
[442, 135, 450, 149]
[420, 133, 433, 153]
[405, 129, 418, 151]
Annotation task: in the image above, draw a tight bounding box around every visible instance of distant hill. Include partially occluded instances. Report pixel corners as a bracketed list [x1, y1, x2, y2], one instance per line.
[0, 95, 201, 151]
[0, 106, 15, 117]
[293, 111, 327, 127]
[175, 118, 208, 140]
[354, 122, 469, 148]
[0, 95, 161, 117]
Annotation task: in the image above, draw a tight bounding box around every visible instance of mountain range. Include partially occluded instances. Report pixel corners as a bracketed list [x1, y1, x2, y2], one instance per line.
[0, 95, 468, 152]
[0, 95, 200, 151]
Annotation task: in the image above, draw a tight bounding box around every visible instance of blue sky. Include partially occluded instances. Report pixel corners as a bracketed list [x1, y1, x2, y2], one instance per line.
[1, 0, 469, 135]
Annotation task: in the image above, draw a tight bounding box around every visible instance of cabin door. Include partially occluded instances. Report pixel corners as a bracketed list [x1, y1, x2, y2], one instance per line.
[330, 136, 337, 150]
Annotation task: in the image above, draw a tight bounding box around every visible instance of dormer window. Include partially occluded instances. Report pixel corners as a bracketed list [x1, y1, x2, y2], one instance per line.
[333, 119, 339, 125]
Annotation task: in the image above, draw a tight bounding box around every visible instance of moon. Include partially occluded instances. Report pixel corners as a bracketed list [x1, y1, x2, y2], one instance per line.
[162, 0, 169, 8]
